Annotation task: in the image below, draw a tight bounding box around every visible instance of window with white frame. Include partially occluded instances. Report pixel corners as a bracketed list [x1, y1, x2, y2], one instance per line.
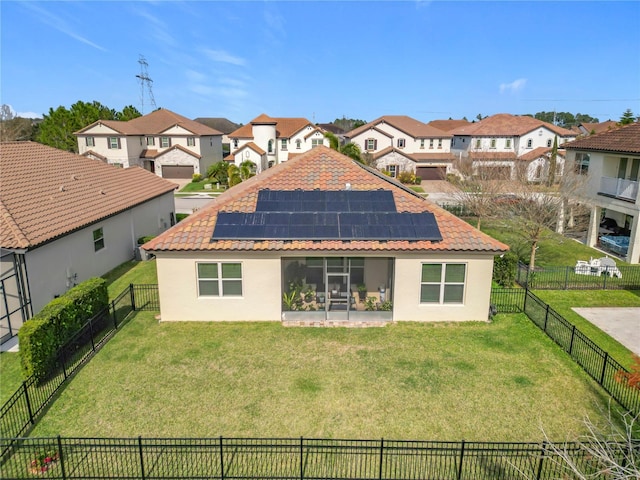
[438, 138, 442, 149]
[233, 139, 239, 149]
[160, 137, 171, 148]
[420, 263, 466, 304]
[93, 227, 105, 252]
[546, 139, 552, 148]
[490, 139, 496, 148]
[505, 139, 511, 149]
[311, 138, 323, 148]
[420, 139, 425, 149]
[397, 138, 405, 148]
[429, 139, 434, 149]
[296, 139, 301, 149]
[475, 139, 481, 149]
[366, 138, 377, 151]
[187, 137, 196, 147]
[197, 262, 243, 297]
[281, 139, 287, 151]
[526, 139, 533, 148]
[268, 140, 274, 153]
[146, 137, 155, 146]
[108, 137, 120, 149]
[575, 153, 590, 174]
[85, 137, 95, 147]
[388, 165, 398, 178]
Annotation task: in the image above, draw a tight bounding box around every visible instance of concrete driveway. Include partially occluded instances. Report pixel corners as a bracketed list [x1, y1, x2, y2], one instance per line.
[572, 308, 640, 355]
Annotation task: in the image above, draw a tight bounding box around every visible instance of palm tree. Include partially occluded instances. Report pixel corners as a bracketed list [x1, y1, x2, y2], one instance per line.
[227, 164, 242, 187]
[324, 132, 363, 163]
[239, 160, 256, 180]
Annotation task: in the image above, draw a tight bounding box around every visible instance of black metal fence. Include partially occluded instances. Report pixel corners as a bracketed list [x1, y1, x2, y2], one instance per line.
[516, 262, 640, 290]
[0, 436, 619, 480]
[0, 285, 153, 450]
[489, 289, 525, 313]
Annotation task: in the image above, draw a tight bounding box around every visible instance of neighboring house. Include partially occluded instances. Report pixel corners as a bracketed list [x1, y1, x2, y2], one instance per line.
[516, 147, 566, 183]
[344, 116, 456, 180]
[450, 113, 576, 180]
[563, 122, 640, 263]
[144, 146, 507, 325]
[0, 142, 177, 344]
[75, 108, 223, 179]
[226, 114, 329, 173]
[577, 120, 617, 136]
[193, 117, 241, 153]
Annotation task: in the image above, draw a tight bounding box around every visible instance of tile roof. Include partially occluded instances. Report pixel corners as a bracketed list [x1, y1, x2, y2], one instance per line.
[0, 142, 177, 249]
[564, 122, 640, 154]
[578, 120, 617, 135]
[427, 119, 470, 132]
[75, 109, 222, 136]
[346, 115, 450, 139]
[229, 114, 315, 139]
[517, 147, 566, 162]
[193, 117, 240, 134]
[144, 146, 507, 254]
[450, 113, 575, 137]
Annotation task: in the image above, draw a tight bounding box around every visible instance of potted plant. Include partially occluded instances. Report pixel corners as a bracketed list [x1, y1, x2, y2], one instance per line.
[357, 284, 367, 301]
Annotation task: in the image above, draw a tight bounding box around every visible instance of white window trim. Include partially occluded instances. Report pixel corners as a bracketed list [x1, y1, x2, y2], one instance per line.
[93, 227, 105, 252]
[187, 137, 196, 147]
[196, 262, 243, 298]
[86, 136, 95, 147]
[161, 136, 171, 148]
[420, 263, 466, 304]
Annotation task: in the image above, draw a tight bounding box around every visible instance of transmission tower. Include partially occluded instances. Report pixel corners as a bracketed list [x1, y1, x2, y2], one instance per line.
[136, 55, 156, 114]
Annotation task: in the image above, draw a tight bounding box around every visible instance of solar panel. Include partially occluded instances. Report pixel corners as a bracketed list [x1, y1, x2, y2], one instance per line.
[212, 190, 442, 241]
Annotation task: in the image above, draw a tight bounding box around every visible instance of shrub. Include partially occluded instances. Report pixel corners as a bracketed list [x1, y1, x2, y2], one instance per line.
[397, 171, 416, 184]
[19, 277, 108, 380]
[176, 213, 189, 222]
[192, 173, 203, 182]
[414, 177, 422, 185]
[137, 235, 155, 245]
[493, 251, 518, 287]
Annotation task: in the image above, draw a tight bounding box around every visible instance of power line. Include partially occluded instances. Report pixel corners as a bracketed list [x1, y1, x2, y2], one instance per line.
[136, 55, 156, 114]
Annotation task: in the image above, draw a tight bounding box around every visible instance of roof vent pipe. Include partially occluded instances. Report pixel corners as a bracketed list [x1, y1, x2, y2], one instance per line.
[345, 183, 351, 190]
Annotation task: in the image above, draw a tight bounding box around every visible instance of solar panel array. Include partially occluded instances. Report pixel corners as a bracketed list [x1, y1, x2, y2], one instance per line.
[211, 190, 442, 242]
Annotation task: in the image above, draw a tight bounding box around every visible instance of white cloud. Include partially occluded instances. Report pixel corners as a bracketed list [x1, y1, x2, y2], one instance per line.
[18, 111, 42, 119]
[22, 3, 107, 52]
[500, 78, 527, 94]
[202, 49, 246, 66]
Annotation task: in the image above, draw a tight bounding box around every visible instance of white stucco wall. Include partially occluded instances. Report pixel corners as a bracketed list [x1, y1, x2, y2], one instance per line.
[351, 129, 394, 154]
[154, 250, 496, 323]
[156, 149, 201, 176]
[24, 193, 175, 314]
[375, 151, 416, 174]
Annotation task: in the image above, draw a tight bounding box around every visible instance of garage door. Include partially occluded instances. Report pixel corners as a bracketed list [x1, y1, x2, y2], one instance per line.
[162, 165, 194, 179]
[416, 166, 446, 180]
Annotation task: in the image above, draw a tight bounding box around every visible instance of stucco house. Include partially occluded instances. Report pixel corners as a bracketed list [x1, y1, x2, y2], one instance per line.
[144, 146, 507, 325]
[344, 116, 456, 180]
[577, 120, 617, 136]
[0, 142, 177, 344]
[563, 122, 640, 263]
[74, 108, 223, 179]
[226, 114, 329, 173]
[450, 114, 576, 181]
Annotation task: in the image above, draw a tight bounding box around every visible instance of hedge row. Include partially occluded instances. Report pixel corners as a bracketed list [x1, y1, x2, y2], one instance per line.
[18, 277, 108, 380]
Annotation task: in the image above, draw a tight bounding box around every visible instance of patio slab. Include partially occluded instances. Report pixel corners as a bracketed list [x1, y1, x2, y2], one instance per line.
[572, 307, 640, 355]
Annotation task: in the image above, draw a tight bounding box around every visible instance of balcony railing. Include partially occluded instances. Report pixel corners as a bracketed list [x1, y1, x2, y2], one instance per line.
[599, 176, 638, 202]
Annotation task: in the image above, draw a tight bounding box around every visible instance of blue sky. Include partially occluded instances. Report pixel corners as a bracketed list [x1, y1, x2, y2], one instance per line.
[2, 1, 639, 125]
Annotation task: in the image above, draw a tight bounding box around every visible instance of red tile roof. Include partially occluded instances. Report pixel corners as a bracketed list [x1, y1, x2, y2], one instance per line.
[75, 108, 222, 136]
[450, 113, 575, 137]
[579, 120, 617, 135]
[346, 115, 449, 139]
[0, 142, 177, 249]
[144, 146, 507, 254]
[517, 147, 566, 162]
[427, 119, 470, 132]
[565, 122, 640, 154]
[229, 115, 315, 139]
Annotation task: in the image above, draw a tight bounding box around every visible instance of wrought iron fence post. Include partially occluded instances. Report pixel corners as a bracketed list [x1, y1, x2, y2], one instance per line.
[603, 270, 608, 290]
[138, 436, 146, 480]
[22, 381, 34, 425]
[535, 441, 546, 480]
[89, 317, 96, 352]
[130, 283, 136, 311]
[457, 440, 465, 480]
[544, 304, 549, 332]
[569, 325, 576, 356]
[300, 437, 304, 480]
[57, 435, 67, 480]
[600, 352, 609, 385]
[219, 436, 225, 480]
[111, 300, 118, 330]
[379, 438, 384, 480]
[564, 267, 569, 290]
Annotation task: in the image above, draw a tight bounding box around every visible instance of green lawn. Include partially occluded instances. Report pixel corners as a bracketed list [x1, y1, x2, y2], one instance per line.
[0, 351, 23, 405]
[102, 260, 158, 299]
[179, 180, 226, 193]
[30, 312, 611, 441]
[480, 219, 612, 267]
[533, 290, 640, 369]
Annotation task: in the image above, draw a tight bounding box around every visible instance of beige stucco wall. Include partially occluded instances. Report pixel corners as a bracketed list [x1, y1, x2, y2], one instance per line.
[154, 250, 496, 323]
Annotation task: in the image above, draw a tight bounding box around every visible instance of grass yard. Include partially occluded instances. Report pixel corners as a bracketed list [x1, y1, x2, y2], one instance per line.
[30, 311, 612, 442]
[179, 180, 226, 193]
[533, 289, 640, 369]
[102, 260, 158, 299]
[0, 351, 23, 405]
[480, 219, 611, 267]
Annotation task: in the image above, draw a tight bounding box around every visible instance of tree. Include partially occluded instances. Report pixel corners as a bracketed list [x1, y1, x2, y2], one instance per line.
[227, 164, 242, 187]
[324, 132, 363, 163]
[619, 109, 636, 125]
[35, 101, 136, 152]
[207, 161, 229, 185]
[546, 136, 558, 187]
[116, 105, 142, 121]
[238, 160, 256, 181]
[331, 117, 366, 132]
[0, 104, 35, 141]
